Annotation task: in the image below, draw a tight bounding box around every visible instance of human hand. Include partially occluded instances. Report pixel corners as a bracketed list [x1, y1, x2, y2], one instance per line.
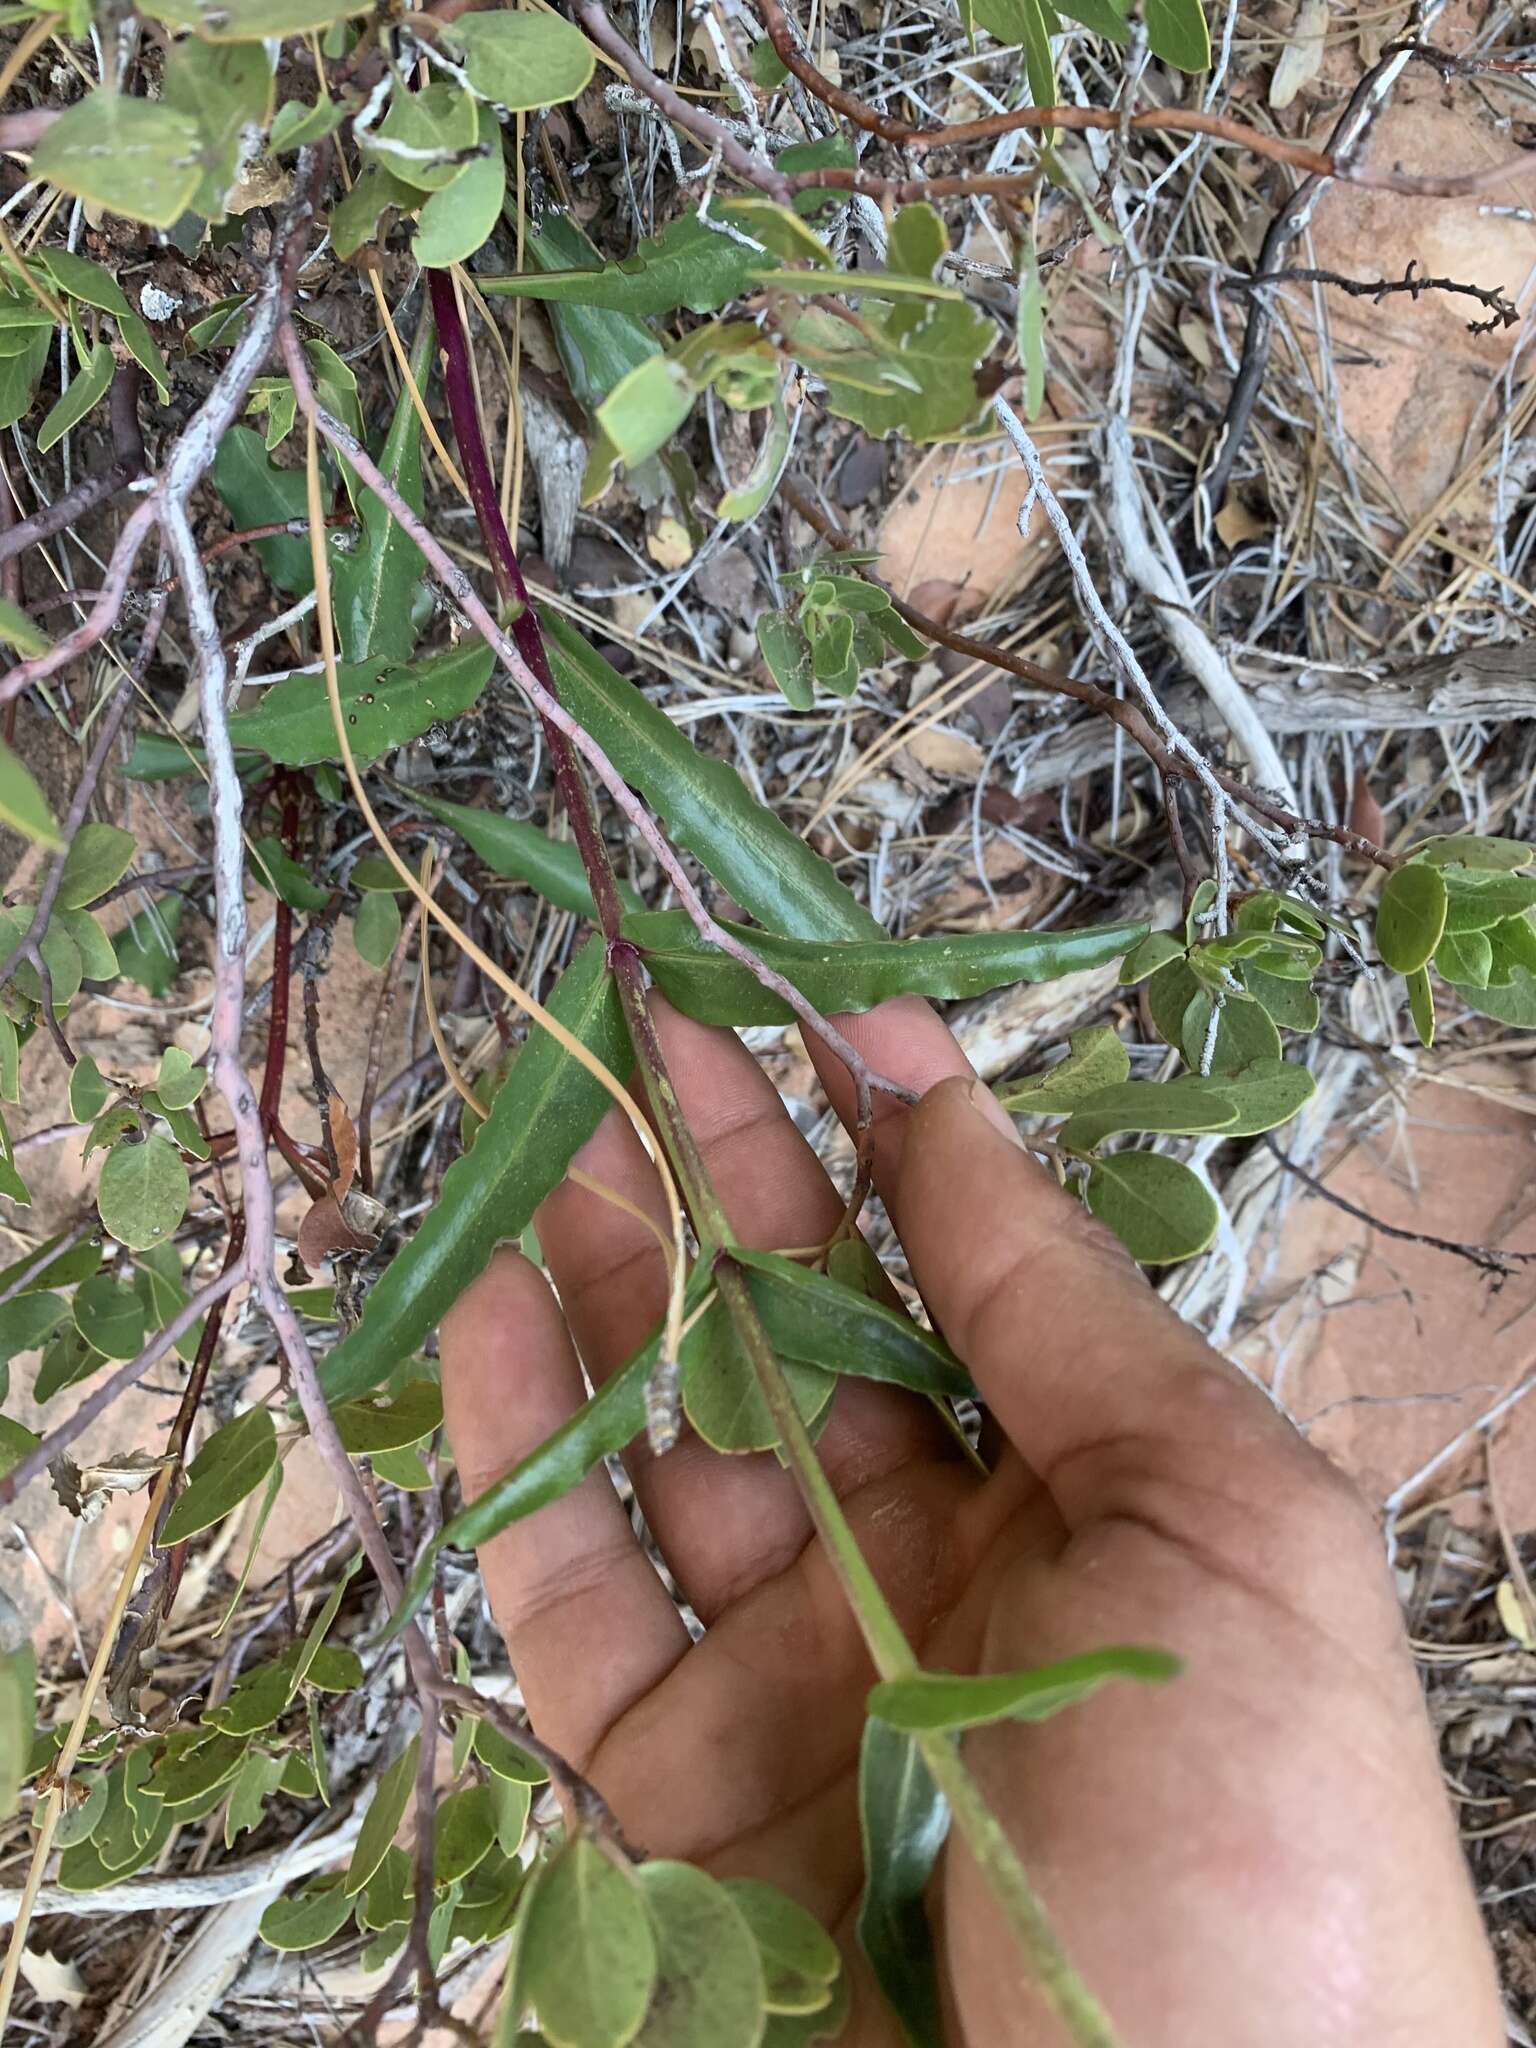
[441, 995, 1502, 2047]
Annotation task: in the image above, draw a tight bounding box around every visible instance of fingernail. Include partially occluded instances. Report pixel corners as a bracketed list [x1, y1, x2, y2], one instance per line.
[964, 1076, 1028, 1150]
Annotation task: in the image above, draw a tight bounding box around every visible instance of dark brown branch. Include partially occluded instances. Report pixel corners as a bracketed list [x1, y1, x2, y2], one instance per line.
[1265, 1139, 1536, 1280]
[1226, 259, 1519, 336]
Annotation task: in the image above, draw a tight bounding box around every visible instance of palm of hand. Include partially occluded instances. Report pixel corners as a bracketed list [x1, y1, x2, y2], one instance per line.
[443, 998, 1502, 2048]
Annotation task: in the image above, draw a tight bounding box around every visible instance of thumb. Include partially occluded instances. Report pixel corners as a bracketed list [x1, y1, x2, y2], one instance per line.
[895, 1075, 1301, 1527]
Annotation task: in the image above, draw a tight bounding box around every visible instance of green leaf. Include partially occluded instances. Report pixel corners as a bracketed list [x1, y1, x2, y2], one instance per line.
[482, 213, 758, 320]
[1058, 1078, 1236, 1153]
[0, 1415, 39, 1478]
[225, 1747, 288, 1848]
[455, 1844, 527, 1943]
[632, 1861, 765, 2048]
[359, 1843, 414, 1929]
[32, 94, 203, 229]
[520, 212, 662, 414]
[543, 612, 882, 941]
[475, 1718, 551, 1785]
[681, 1295, 834, 1454]
[148, 1729, 249, 1807]
[320, 937, 630, 1405]
[250, 836, 329, 913]
[32, 1326, 106, 1403]
[488, 1772, 533, 1861]
[732, 1247, 972, 1399]
[1436, 927, 1493, 988]
[144, 0, 369, 34]
[115, 309, 170, 402]
[97, 1134, 188, 1252]
[444, 9, 595, 110]
[1439, 867, 1536, 934]
[134, 1244, 203, 1365]
[623, 909, 1148, 1026]
[856, 1720, 947, 2048]
[1447, 973, 1536, 1028]
[512, 1836, 657, 2048]
[1084, 1151, 1218, 1264]
[1411, 833, 1533, 872]
[1406, 965, 1435, 1046]
[720, 1879, 839, 2017]
[67, 1052, 110, 1125]
[211, 426, 313, 595]
[0, 1010, 14, 1103]
[204, 1657, 293, 1736]
[1179, 989, 1283, 1077]
[757, 612, 815, 712]
[72, 1273, 148, 1361]
[162, 37, 274, 221]
[259, 1874, 354, 1951]
[0, 1291, 66, 1365]
[270, 95, 348, 154]
[115, 899, 183, 998]
[435, 1783, 496, 1886]
[1490, 914, 1536, 981]
[1376, 861, 1448, 974]
[1117, 929, 1185, 986]
[362, 80, 478, 192]
[160, 1406, 277, 1545]
[868, 1646, 1181, 1734]
[353, 889, 402, 971]
[331, 164, 418, 264]
[1053, 0, 1131, 35]
[414, 104, 507, 266]
[0, 324, 49, 432]
[1237, 962, 1320, 1033]
[155, 1046, 208, 1112]
[0, 595, 49, 659]
[0, 741, 62, 849]
[37, 339, 113, 453]
[372, 1443, 432, 1490]
[0, 1640, 33, 1825]
[227, 641, 495, 768]
[411, 787, 638, 919]
[1173, 1057, 1314, 1138]
[57, 906, 116, 982]
[58, 823, 136, 910]
[346, 1733, 420, 1894]
[997, 1028, 1131, 1113]
[1143, 0, 1210, 67]
[35, 248, 130, 319]
[333, 310, 429, 665]
[761, 1976, 851, 2046]
[332, 1379, 444, 1454]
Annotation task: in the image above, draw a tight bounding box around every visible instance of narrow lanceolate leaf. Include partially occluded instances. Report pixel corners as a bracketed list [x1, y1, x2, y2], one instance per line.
[622, 909, 1149, 1025]
[320, 937, 631, 1406]
[412, 787, 641, 919]
[481, 213, 758, 319]
[37, 340, 114, 453]
[0, 595, 51, 658]
[227, 641, 495, 768]
[346, 1734, 420, 1895]
[160, 1406, 278, 1546]
[1084, 1151, 1218, 1265]
[867, 1647, 1182, 1735]
[732, 1248, 971, 1398]
[0, 1640, 34, 1824]
[332, 312, 430, 664]
[542, 611, 883, 942]
[511, 1837, 657, 2048]
[634, 1861, 767, 2048]
[211, 426, 312, 595]
[856, 1720, 948, 2048]
[1375, 861, 1448, 975]
[0, 740, 62, 849]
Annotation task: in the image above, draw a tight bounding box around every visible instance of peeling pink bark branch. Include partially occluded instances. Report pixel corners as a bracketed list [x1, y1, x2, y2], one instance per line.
[280, 334, 916, 1115]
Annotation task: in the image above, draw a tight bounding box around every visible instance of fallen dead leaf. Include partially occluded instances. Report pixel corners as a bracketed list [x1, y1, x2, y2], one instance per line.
[905, 728, 986, 779]
[646, 516, 693, 570]
[49, 1449, 172, 1525]
[1496, 1578, 1536, 1650]
[1270, 0, 1327, 108]
[20, 1947, 87, 2008]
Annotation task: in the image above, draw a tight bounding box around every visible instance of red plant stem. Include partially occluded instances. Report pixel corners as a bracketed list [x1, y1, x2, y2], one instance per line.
[259, 904, 292, 1133]
[425, 272, 723, 1220]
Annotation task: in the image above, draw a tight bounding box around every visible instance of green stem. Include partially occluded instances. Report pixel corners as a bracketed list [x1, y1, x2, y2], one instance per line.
[715, 1255, 1119, 2048]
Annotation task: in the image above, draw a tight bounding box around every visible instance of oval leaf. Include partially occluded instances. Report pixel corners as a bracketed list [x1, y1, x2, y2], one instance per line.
[1084, 1151, 1218, 1264]
[96, 1134, 189, 1252]
[997, 1027, 1131, 1114]
[228, 640, 494, 768]
[32, 95, 203, 229]
[346, 1734, 420, 1895]
[513, 1836, 657, 2048]
[0, 741, 62, 850]
[434, 1783, 496, 1886]
[259, 1874, 354, 1952]
[633, 1861, 765, 2048]
[160, 1406, 277, 1546]
[1376, 861, 1448, 974]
